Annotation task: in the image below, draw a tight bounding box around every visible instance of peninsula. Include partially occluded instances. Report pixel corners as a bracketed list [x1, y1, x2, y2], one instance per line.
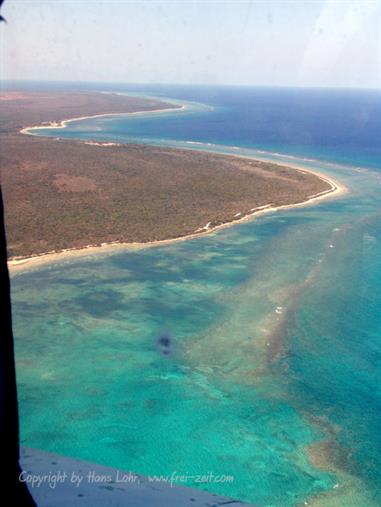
[0, 91, 340, 261]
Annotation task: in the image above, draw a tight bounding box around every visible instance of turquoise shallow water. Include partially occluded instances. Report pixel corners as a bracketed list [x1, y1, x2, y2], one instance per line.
[12, 87, 381, 506]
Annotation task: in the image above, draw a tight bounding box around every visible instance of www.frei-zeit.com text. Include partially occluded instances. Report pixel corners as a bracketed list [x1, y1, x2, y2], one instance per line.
[19, 470, 235, 489]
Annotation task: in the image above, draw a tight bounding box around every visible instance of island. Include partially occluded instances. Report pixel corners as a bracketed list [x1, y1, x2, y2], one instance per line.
[0, 91, 341, 264]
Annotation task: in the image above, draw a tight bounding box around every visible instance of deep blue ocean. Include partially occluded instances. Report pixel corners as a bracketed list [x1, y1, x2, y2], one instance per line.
[10, 83, 381, 506]
[9, 81, 381, 168]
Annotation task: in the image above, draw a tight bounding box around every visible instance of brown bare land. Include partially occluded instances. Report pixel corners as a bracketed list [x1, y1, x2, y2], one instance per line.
[0, 91, 332, 259]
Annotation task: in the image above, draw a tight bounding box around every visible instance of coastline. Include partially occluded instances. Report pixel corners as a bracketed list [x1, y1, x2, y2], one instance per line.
[10, 96, 346, 274]
[19, 104, 185, 135]
[8, 162, 345, 274]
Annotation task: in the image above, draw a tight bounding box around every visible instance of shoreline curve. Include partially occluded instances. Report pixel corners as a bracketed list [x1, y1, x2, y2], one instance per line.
[8, 161, 345, 274]
[19, 104, 185, 135]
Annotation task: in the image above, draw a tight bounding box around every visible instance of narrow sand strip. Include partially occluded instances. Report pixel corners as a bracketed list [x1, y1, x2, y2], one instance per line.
[19, 105, 185, 135]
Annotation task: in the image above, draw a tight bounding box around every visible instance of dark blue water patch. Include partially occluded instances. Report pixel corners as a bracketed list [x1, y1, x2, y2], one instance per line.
[248, 213, 326, 235]
[109, 251, 185, 280]
[33, 82, 381, 170]
[11, 300, 48, 314]
[109, 247, 250, 287]
[122, 292, 226, 339]
[68, 288, 126, 317]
